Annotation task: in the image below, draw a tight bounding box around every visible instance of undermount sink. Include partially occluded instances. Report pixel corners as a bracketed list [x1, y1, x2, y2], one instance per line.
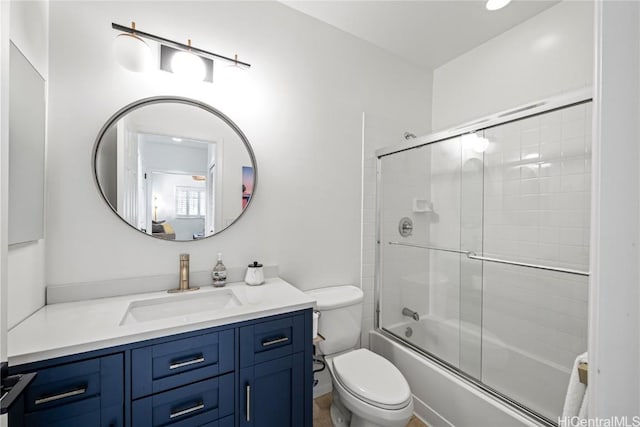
[120, 289, 242, 325]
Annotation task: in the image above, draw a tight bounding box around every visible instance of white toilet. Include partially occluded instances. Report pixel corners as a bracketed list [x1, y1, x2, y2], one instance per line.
[307, 285, 414, 427]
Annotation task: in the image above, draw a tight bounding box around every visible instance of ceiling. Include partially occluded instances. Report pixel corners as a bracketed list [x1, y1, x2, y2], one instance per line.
[281, 0, 560, 70]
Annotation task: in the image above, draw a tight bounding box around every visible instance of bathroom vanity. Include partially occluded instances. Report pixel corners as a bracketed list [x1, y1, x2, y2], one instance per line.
[6, 279, 315, 427]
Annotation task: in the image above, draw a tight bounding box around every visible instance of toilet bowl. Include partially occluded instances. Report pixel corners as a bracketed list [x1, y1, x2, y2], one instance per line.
[306, 286, 414, 427]
[327, 349, 414, 427]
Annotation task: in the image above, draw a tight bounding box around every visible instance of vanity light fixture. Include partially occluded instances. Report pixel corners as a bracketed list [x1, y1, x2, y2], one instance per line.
[170, 40, 207, 81]
[112, 22, 251, 81]
[112, 21, 152, 72]
[486, 0, 512, 11]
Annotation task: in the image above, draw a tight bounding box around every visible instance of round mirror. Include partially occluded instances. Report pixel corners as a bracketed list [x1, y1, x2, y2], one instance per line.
[93, 97, 257, 241]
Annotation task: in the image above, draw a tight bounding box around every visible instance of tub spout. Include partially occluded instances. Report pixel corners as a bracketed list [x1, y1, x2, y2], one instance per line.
[402, 307, 420, 322]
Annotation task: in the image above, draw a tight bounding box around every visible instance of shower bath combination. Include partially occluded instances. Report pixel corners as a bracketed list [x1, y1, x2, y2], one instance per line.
[375, 90, 592, 425]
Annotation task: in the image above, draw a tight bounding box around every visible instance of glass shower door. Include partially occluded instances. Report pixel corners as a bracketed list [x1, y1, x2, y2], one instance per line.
[478, 103, 591, 420]
[376, 100, 591, 422]
[379, 135, 479, 371]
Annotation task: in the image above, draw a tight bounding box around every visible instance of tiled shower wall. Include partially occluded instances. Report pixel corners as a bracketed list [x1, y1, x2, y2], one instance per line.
[482, 102, 591, 271]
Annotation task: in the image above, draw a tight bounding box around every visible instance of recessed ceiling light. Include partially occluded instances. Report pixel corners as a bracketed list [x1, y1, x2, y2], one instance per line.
[486, 0, 512, 11]
[172, 137, 183, 142]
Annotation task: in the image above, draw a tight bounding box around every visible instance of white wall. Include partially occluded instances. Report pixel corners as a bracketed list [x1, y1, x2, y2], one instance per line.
[589, 0, 640, 419]
[46, 2, 431, 292]
[432, 1, 593, 131]
[6, 0, 48, 329]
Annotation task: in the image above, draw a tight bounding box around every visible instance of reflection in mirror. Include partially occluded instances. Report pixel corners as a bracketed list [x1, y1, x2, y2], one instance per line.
[94, 98, 256, 241]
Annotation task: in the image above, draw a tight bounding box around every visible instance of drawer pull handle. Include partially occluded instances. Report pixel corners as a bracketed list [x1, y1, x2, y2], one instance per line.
[246, 384, 251, 422]
[262, 336, 289, 347]
[169, 402, 205, 419]
[169, 356, 205, 370]
[34, 387, 87, 405]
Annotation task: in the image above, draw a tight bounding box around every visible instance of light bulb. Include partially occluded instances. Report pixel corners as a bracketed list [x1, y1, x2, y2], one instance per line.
[486, 0, 512, 11]
[113, 33, 152, 72]
[461, 133, 490, 153]
[171, 50, 206, 81]
[473, 136, 490, 153]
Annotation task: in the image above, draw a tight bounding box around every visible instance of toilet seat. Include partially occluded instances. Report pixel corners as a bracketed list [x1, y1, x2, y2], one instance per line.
[331, 349, 411, 410]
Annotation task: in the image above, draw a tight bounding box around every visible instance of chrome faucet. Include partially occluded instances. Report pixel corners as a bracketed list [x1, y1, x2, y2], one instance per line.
[168, 254, 199, 293]
[402, 307, 420, 322]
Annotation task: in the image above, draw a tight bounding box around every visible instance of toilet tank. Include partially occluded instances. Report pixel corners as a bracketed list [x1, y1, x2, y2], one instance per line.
[306, 285, 363, 355]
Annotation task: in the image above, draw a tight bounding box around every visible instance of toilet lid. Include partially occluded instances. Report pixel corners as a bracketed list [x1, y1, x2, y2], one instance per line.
[332, 349, 411, 410]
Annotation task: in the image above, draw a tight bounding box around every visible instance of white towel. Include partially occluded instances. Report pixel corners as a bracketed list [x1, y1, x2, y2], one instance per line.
[562, 352, 588, 419]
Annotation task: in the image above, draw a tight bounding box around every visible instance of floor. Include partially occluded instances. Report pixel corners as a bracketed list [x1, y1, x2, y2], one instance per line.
[313, 392, 428, 427]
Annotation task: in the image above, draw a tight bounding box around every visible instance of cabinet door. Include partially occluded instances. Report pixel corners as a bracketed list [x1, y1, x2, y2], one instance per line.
[239, 353, 304, 427]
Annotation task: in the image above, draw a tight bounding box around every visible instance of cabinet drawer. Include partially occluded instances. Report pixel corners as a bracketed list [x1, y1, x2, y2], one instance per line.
[131, 372, 234, 426]
[23, 353, 123, 413]
[240, 314, 305, 367]
[132, 329, 234, 399]
[22, 399, 123, 427]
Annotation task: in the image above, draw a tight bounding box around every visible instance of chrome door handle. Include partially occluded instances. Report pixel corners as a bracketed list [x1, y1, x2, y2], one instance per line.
[34, 387, 87, 405]
[246, 384, 251, 422]
[169, 401, 205, 419]
[261, 336, 289, 347]
[169, 355, 205, 370]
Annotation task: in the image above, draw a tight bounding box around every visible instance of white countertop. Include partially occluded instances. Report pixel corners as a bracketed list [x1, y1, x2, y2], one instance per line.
[8, 278, 316, 366]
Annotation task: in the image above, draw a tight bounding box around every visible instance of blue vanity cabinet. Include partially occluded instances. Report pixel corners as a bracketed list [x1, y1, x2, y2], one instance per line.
[9, 353, 124, 427]
[8, 308, 313, 427]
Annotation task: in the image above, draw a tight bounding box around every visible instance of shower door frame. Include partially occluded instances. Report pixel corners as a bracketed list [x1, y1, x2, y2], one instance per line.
[373, 88, 593, 427]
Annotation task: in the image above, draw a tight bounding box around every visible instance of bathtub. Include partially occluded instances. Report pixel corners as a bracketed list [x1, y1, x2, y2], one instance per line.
[372, 316, 572, 426]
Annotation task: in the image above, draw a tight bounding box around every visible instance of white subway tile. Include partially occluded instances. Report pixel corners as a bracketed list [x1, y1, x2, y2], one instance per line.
[562, 136, 585, 157]
[561, 174, 586, 192]
[562, 119, 585, 140]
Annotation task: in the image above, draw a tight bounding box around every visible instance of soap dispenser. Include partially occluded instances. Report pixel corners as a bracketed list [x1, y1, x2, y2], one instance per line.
[244, 261, 265, 286]
[212, 253, 227, 287]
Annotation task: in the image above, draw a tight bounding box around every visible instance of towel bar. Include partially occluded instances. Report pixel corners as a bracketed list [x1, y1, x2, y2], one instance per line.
[387, 242, 590, 276]
[578, 362, 588, 386]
